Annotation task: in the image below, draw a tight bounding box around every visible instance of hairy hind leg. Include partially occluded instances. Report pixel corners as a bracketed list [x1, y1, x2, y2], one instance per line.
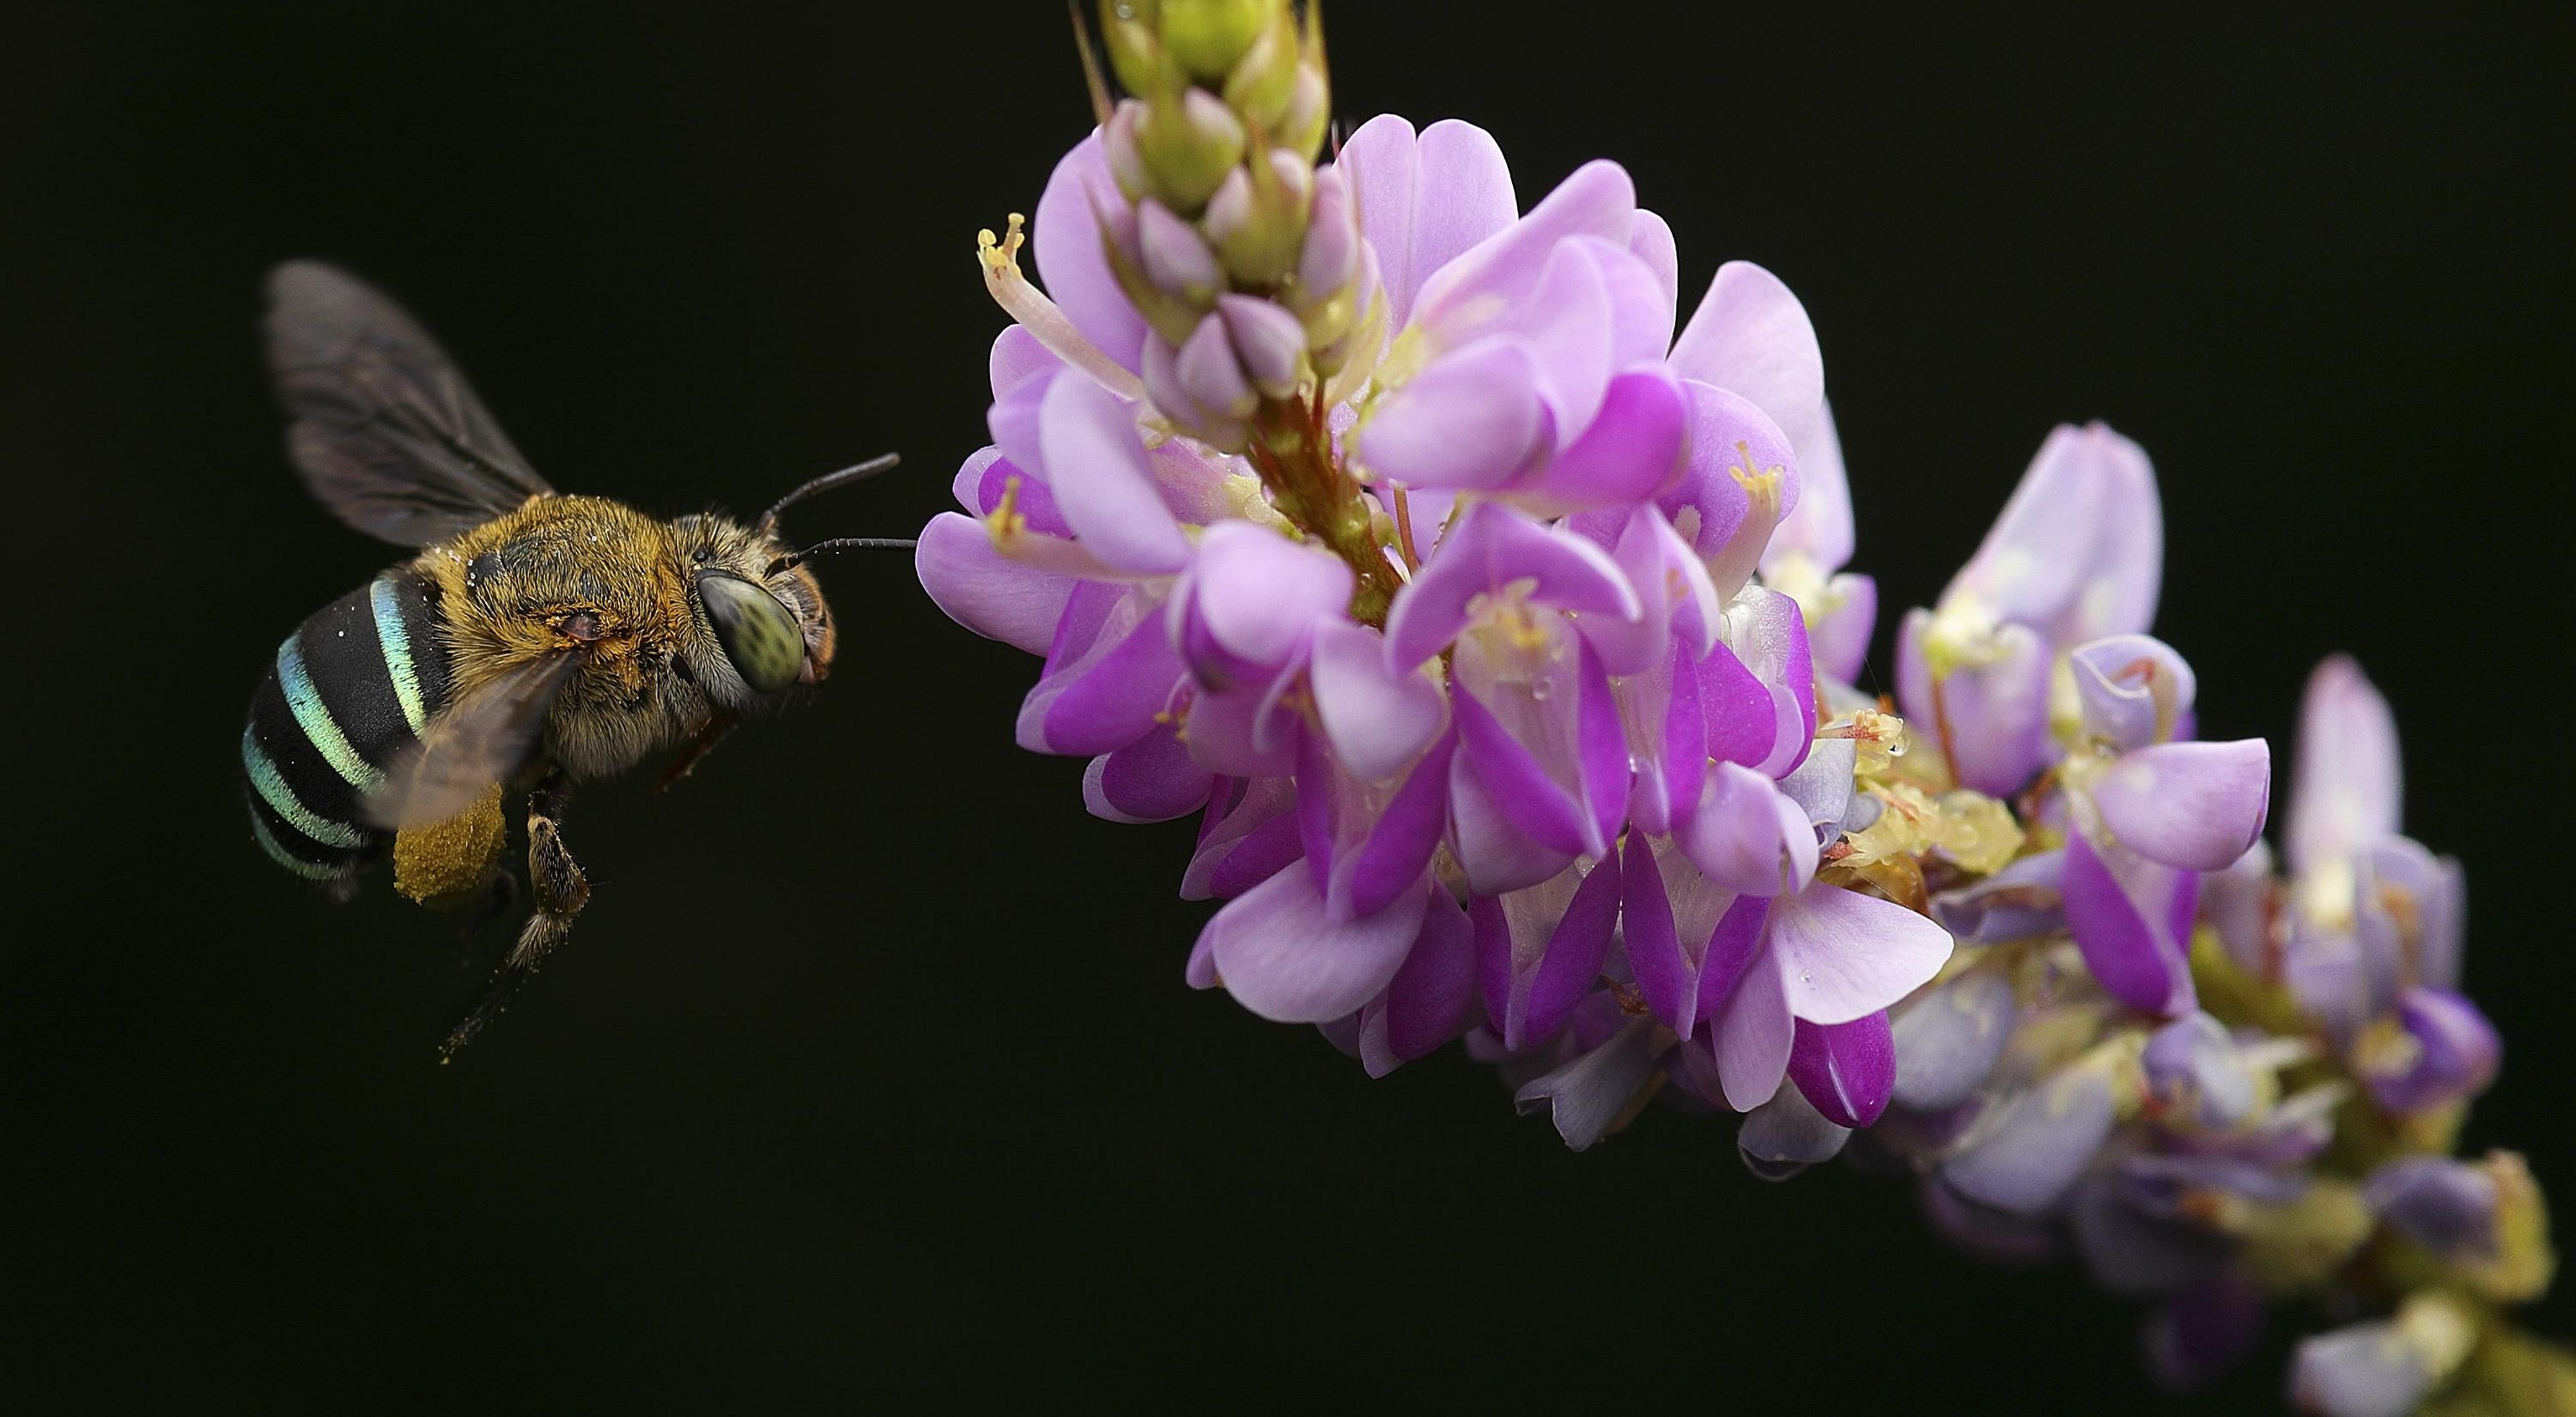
[440, 773, 589, 1061]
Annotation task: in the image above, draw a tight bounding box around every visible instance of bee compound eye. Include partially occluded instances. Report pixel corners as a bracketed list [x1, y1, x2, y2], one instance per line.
[696, 571, 805, 694]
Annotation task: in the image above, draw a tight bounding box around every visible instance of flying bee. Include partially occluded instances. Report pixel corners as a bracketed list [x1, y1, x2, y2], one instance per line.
[240, 261, 907, 1058]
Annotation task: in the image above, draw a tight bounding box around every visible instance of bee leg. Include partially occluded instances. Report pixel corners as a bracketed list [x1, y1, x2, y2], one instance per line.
[655, 711, 738, 792]
[451, 870, 520, 962]
[439, 775, 590, 1061]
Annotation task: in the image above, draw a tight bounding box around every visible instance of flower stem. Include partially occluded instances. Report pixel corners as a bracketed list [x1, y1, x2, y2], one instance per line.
[1246, 391, 1399, 624]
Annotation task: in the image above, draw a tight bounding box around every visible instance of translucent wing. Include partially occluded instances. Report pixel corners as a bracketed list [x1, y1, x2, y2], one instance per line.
[267, 261, 554, 546]
[363, 651, 584, 830]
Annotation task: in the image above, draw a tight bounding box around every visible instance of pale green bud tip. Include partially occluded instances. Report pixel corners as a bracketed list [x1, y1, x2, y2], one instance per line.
[1146, 0, 1281, 84]
[1135, 87, 1245, 213]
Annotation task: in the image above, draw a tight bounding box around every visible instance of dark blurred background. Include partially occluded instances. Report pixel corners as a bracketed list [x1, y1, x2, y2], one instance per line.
[5, 3, 2569, 1411]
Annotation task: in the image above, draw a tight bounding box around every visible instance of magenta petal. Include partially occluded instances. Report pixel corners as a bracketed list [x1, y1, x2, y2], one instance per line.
[1358, 885, 1477, 1076]
[1575, 639, 1628, 857]
[1181, 776, 1298, 900]
[1768, 883, 1956, 1025]
[1695, 893, 1772, 1023]
[1659, 634, 1710, 829]
[1083, 721, 1214, 823]
[1498, 238, 1616, 440]
[1587, 502, 1719, 678]
[1336, 729, 1456, 921]
[1207, 810, 1303, 900]
[1897, 609, 2054, 799]
[1515, 368, 1690, 518]
[1019, 601, 1184, 756]
[1037, 374, 1192, 575]
[1030, 133, 1147, 373]
[1525, 861, 1621, 1047]
[2092, 739, 2273, 871]
[1446, 741, 1575, 896]
[1453, 681, 1589, 857]
[1620, 833, 1693, 1034]
[1721, 585, 1818, 776]
[1385, 500, 1642, 669]
[1710, 938, 1793, 1110]
[1352, 336, 1551, 491]
[1309, 618, 1444, 781]
[1667, 260, 1825, 451]
[1788, 1011, 1897, 1128]
[1204, 864, 1430, 1024]
[914, 511, 1076, 656]
[2063, 826, 2199, 1017]
[1653, 379, 1799, 560]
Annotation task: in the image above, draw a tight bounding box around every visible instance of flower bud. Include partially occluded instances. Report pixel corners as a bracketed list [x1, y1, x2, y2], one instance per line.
[1279, 54, 1330, 160]
[1099, 6, 1180, 98]
[1155, 0, 1275, 84]
[1135, 87, 1245, 213]
[1219, 6, 1300, 132]
[2287, 1293, 2475, 1417]
[1137, 198, 1222, 304]
[1103, 99, 1150, 201]
[1204, 147, 1312, 288]
[1215, 292, 1305, 399]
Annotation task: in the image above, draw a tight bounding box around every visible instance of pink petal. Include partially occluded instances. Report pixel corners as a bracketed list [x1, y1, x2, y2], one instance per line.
[2091, 738, 2273, 871]
[1030, 132, 1147, 374]
[1082, 721, 1214, 823]
[1351, 335, 1552, 491]
[2062, 826, 2199, 1017]
[914, 511, 1075, 656]
[1942, 421, 2162, 645]
[1202, 865, 1430, 1023]
[1338, 115, 1518, 327]
[2287, 654, 2402, 875]
[1037, 374, 1191, 575]
[1383, 500, 1640, 670]
[1409, 159, 1635, 338]
[1667, 260, 1824, 452]
[1310, 619, 1445, 781]
[1676, 761, 1819, 897]
[1445, 741, 1575, 896]
[1788, 1011, 1897, 1128]
[1711, 937, 1794, 1110]
[1767, 882, 1955, 1025]
[1762, 395, 1855, 573]
[1358, 885, 1477, 1076]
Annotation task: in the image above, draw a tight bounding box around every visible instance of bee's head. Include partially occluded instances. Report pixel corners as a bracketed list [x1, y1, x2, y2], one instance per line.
[663, 455, 905, 711]
[668, 513, 837, 710]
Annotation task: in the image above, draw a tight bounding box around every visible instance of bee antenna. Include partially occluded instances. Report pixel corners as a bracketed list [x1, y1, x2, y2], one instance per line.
[759, 452, 902, 530]
[767, 537, 918, 576]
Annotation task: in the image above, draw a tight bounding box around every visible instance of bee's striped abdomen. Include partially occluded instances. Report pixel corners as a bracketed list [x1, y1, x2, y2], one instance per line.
[243, 568, 453, 882]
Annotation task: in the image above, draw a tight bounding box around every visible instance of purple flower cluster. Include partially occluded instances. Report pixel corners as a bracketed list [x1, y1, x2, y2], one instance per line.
[915, 9, 2562, 1409]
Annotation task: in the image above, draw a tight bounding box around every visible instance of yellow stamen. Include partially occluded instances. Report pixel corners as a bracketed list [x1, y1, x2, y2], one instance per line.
[976, 214, 1146, 401]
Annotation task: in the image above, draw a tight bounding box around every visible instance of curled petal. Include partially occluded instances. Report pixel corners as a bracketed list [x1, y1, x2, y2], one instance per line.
[1939, 421, 2163, 645]
[1036, 374, 1192, 575]
[1709, 931, 1794, 1111]
[1476, 861, 1620, 1052]
[1930, 849, 2067, 944]
[1176, 520, 1352, 682]
[1898, 608, 2054, 799]
[1339, 115, 1518, 327]
[1310, 619, 1445, 781]
[2069, 634, 2199, 752]
[2141, 1011, 2259, 1129]
[1514, 1018, 1662, 1152]
[1512, 367, 1692, 519]
[1082, 721, 1214, 824]
[1763, 395, 1854, 575]
[1385, 500, 1642, 670]
[1410, 158, 1634, 339]
[2091, 738, 2273, 872]
[1806, 573, 1877, 687]
[1737, 1081, 1851, 1181]
[1029, 133, 1147, 373]
[1677, 761, 1819, 897]
[1788, 1010, 1896, 1128]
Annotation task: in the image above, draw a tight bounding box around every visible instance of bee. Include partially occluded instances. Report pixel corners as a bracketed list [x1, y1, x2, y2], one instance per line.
[240, 262, 906, 1058]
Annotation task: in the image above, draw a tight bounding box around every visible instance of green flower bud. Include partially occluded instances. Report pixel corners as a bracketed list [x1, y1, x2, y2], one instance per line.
[1277, 58, 1330, 161]
[1204, 148, 1311, 287]
[1135, 88, 1245, 213]
[1099, 6, 1181, 99]
[1155, 0, 1276, 84]
[1220, 8, 1300, 133]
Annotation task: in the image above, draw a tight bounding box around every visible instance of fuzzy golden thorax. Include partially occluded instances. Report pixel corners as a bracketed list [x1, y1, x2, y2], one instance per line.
[412, 495, 831, 785]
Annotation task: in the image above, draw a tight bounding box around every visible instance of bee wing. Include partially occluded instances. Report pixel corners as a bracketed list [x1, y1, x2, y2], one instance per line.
[362, 651, 583, 830]
[266, 261, 556, 547]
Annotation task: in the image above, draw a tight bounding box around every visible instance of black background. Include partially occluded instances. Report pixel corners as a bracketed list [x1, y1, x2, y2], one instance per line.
[6, 4, 2570, 1411]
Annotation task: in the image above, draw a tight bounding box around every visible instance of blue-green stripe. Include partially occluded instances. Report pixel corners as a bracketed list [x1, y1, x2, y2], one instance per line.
[275, 634, 383, 792]
[370, 576, 428, 734]
[247, 803, 352, 880]
[242, 728, 366, 848]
